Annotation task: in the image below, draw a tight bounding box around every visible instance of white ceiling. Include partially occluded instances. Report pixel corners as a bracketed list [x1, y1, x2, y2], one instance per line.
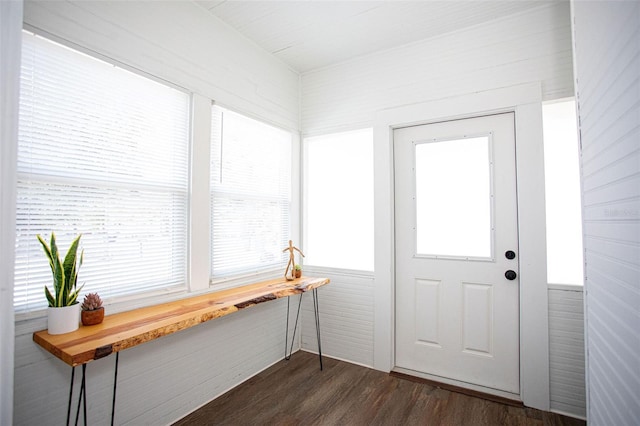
[195, 0, 555, 73]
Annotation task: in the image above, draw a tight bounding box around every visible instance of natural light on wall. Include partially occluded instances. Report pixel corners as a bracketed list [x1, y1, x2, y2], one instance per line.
[304, 129, 374, 271]
[543, 99, 584, 285]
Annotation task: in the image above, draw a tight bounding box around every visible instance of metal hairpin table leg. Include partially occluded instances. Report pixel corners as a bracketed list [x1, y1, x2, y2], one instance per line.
[72, 364, 87, 426]
[66, 352, 118, 426]
[284, 293, 304, 361]
[111, 352, 119, 426]
[66, 367, 75, 426]
[312, 288, 323, 371]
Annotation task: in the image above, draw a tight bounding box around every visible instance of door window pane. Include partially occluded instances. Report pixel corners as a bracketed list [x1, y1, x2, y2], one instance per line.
[415, 136, 492, 258]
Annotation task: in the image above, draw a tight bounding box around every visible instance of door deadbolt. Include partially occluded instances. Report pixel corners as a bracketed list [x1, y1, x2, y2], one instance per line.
[505, 250, 516, 260]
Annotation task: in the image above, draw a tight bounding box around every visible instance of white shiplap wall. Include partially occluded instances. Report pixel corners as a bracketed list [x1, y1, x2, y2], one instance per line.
[548, 286, 586, 418]
[23, 0, 299, 130]
[572, 1, 640, 425]
[301, 2, 574, 134]
[300, 269, 375, 367]
[14, 1, 300, 425]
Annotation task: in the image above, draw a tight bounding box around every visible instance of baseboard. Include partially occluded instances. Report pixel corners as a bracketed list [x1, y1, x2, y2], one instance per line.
[390, 371, 524, 407]
[299, 348, 374, 369]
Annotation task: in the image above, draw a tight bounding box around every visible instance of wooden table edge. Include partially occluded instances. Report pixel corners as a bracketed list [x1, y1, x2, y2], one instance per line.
[33, 276, 329, 367]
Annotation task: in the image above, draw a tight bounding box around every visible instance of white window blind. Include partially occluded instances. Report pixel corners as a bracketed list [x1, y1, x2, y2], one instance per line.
[210, 106, 291, 278]
[14, 32, 190, 313]
[303, 128, 374, 271]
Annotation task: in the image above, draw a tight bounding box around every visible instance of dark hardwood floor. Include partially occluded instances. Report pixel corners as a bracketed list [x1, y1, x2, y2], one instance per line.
[174, 351, 585, 426]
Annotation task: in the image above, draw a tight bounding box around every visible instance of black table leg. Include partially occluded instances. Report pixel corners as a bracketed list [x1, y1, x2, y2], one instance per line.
[66, 367, 75, 426]
[284, 289, 324, 370]
[285, 293, 303, 360]
[111, 352, 119, 426]
[73, 364, 87, 426]
[312, 288, 323, 371]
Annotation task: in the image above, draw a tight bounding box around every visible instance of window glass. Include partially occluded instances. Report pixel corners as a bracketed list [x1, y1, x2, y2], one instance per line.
[543, 99, 584, 285]
[15, 32, 190, 312]
[304, 129, 374, 271]
[415, 136, 492, 258]
[210, 106, 291, 278]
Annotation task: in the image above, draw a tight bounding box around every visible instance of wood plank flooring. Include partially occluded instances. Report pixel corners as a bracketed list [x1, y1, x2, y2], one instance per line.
[174, 351, 586, 426]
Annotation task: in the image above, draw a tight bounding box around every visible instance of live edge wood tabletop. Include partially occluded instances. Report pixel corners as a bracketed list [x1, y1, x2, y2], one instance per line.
[33, 276, 330, 367]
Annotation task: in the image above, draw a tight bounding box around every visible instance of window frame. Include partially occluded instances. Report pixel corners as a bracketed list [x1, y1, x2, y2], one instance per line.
[542, 98, 584, 287]
[302, 128, 375, 273]
[208, 105, 294, 285]
[13, 31, 300, 318]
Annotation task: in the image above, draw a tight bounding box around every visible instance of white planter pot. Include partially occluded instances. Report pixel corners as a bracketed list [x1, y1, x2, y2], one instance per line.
[47, 304, 80, 335]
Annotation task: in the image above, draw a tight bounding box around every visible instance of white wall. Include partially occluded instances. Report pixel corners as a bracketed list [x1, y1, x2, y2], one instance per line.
[14, 1, 300, 425]
[24, 0, 299, 130]
[572, 1, 640, 424]
[300, 1, 576, 412]
[302, 2, 573, 135]
[301, 269, 375, 367]
[1, 1, 23, 424]
[548, 286, 586, 418]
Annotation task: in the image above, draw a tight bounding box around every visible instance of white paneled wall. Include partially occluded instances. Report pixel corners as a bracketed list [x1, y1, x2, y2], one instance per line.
[24, 0, 299, 130]
[14, 1, 300, 425]
[301, 2, 573, 134]
[300, 269, 375, 367]
[572, 1, 640, 424]
[548, 286, 586, 418]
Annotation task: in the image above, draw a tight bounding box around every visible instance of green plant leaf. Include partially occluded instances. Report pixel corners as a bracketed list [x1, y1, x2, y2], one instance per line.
[39, 232, 85, 307]
[44, 285, 55, 307]
[48, 233, 66, 306]
[36, 234, 54, 272]
[68, 288, 81, 305]
[63, 234, 81, 290]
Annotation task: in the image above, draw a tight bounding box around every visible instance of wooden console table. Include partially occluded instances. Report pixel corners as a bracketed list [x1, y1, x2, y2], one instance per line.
[33, 276, 329, 426]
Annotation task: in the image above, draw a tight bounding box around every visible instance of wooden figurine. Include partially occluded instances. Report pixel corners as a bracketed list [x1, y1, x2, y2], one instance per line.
[283, 240, 304, 281]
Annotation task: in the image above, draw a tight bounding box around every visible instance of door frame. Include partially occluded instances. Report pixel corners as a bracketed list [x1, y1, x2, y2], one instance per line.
[372, 83, 550, 410]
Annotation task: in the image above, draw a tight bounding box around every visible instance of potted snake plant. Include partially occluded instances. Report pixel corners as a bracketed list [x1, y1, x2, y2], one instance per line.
[37, 233, 84, 334]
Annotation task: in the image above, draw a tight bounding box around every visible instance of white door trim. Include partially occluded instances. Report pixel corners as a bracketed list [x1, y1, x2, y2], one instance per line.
[372, 82, 550, 410]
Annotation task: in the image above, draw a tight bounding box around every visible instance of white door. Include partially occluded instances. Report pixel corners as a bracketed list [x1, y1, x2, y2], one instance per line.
[394, 112, 520, 395]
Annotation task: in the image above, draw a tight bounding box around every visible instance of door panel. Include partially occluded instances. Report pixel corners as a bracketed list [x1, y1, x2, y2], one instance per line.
[394, 112, 519, 395]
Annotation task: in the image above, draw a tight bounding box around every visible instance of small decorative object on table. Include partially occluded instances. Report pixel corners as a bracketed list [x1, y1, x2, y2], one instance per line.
[282, 240, 305, 281]
[37, 232, 84, 335]
[294, 264, 302, 279]
[81, 292, 104, 326]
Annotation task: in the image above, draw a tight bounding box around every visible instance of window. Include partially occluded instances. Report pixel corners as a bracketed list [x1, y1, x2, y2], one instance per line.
[210, 106, 292, 279]
[303, 129, 374, 271]
[415, 136, 492, 259]
[543, 99, 584, 285]
[14, 32, 190, 313]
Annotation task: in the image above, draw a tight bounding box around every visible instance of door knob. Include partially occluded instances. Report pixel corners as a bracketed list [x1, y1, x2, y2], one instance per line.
[505, 270, 517, 280]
